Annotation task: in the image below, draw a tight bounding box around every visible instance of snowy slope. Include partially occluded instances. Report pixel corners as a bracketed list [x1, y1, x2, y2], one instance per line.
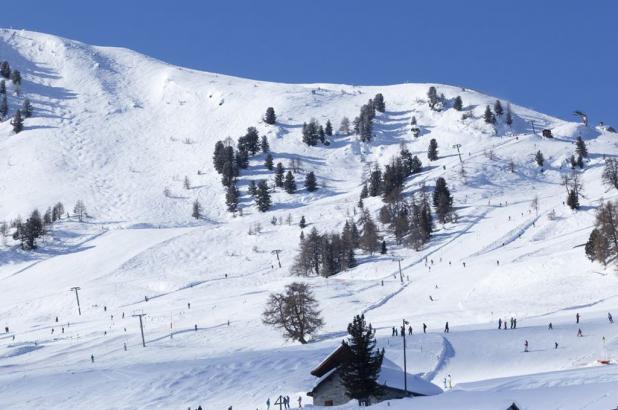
[1, 29, 618, 409]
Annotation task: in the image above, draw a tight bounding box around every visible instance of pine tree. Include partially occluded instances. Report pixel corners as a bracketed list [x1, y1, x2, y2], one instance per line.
[304, 171, 317, 192]
[244, 127, 260, 155]
[264, 107, 277, 124]
[20, 209, 44, 250]
[567, 189, 579, 210]
[453, 96, 463, 111]
[339, 117, 350, 135]
[410, 116, 417, 126]
[52, 202, 65, 222]
[494, 100, 504, 116]
[0, 80, 5, 94]
[13, 109, 26, 132]
[264, 153, 274, 170]
[369, 165, 382, 197]
[274, 162, 285, 187]
[256, 180, 272, 212]
[535, 150, 544, 167]
[235, 148, 249, 169]
[260, 136, 270, 153]
[428, 138, 438, 161]
[577, 154, 584, 169]
[373, 93, 385, 112]
[506, 106, 513, 127]
[340, 314, 384, 405]
[484, 105, 496, 124]
[360, 214, 379, 255]
[284, 171, 297, 194]
[10, 70, 21, 86]
[21, 98, 33, 118]
[325, 120, 333, 137]
[43, 207, 52, 226]
[0, 61, 10, 79]
[192, 200, 202, 219]
[226, 184, 240, 212]
[299, 215, 306, 229]
[380, 240, 387, 254]
[427, 86, 439, 110]
[433, 177, 454, 223]
[360, 184, 369, 199]
[576, 136, 588, 158]
[213, 141, 227, 174]
[0, 94, 7, 119]
[248, 180, 258, 197]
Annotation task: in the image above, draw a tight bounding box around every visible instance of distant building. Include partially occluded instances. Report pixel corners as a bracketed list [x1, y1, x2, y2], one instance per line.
[542, 129, 553, 138]
[307, 344, 442, 406]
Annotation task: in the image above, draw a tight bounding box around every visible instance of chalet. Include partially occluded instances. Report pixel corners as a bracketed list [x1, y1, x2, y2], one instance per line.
[307, 344, 442, 406]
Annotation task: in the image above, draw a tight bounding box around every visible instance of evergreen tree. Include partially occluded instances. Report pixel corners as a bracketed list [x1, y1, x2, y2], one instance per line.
[360, 214, 380, 255]
[274, 162, 285, 187]
[256, 180, 272, 212]
[244, 127, 260, 155]
[284, 171, 297, 194]
[221, 160, 236, 187]
[261, 135, 270, 153]
[20, 209, 44, 250]
[0, 61, 10, 79]
[302, 119, 320, 146]
[0, 94, 7, 119]
[52, 202, 64, 222]
[360, 184, 369, 199]
[225, 183, 240, 212]
[576, 136, 588, 158]
[535, 150, 544, 167]
[10, 70, 21, 86]
[21, 98, 32, 118]
[567, 189, 580, 210]
[369, 165, 382, 197]
[380, 240, 387, 254]
[264, 153, 274, 170]
[373, 93, 385, 112]
[43, 207, 52, 226]
[264, 107, 277, 124]
[12, 110, 24, 133]
[340, 314, 384, 405]
[453, 95, 463, 111]
[299, 215, 306, 229]
[427, 86, 439, 110]
[248, 180, 258, 197]
[0, 80, 5, 94]
[304, 171, 318, 192]
[192, 200, 202, 219]
[427, 138, 439, 161]
[484, 105, 496, 124]
[410, 116, 417, 126]
[506, 105, 513, 127]
[235, 148, 249, 169]
[318, 125, 326, 143]
[494, 100, 504, 116]
[433, 177, 454, 223]
[577, 154, 584, 169]
[325, 120, 333, 137]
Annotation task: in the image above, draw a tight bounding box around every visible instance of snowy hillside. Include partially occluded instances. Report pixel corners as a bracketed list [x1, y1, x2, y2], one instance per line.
[1, 28, 618, 409]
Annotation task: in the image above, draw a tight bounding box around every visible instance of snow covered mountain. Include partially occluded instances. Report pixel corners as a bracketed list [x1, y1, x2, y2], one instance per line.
[1, 29, 618, 409]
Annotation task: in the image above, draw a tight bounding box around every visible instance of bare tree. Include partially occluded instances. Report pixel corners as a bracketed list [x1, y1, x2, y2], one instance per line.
[262, 282, 324, 344]
[602, 158, 618, 190]
[73, 200, 87, 222]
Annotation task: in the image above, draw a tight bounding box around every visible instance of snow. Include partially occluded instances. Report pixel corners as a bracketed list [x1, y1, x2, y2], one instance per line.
[0, 28, 618, 409]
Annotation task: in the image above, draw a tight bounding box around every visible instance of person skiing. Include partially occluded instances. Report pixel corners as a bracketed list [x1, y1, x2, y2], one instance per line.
[444, 322, 450, 333]
[408, 326, 413, 335]
[577, 328, 583, 337]
[554, 342, 558, 349]
[423, 323, 427, 334]
[510, 317, 514, 329]
[298, 396, 302, 408]
[448, 374, 452, 389]
[513, 318, 517, 329]
[443, 377, 447, 389]
[576, 313, 580, 324]
[392, 326, 396, 336]
[609, 313, 614, 324]
[194, 324, 197, 331]
[91, 354, 95, 363]
[524, 340, 529, 352]
[429, 295, 434, 301]
[266, 398, 270, 410]
[548, 322, 553, 330]
[503, 319, 507, 330]
[498, 318, 502, 329]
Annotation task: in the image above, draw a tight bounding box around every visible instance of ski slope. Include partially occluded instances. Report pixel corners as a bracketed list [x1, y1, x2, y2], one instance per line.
[1, 28, 618, 409]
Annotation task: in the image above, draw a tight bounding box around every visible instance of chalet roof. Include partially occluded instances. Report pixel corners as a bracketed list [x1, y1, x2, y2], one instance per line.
[310, 343, 352, 377]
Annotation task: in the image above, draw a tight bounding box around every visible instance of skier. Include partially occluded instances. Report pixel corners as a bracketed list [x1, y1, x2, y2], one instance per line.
[423, 323, 427, 334]
[503, 319, 507, 330]
[609, 313, 614, 324]
[124, 342, 127, 351]
[498, 318, 502, 329]
[194, 324, 198, 331]
[576, 313, 580, 324]
[91, 354, 95, 363]
[298, 396, 302, 408]
[4, 326, 8, 333]
[555, 342, 558, 349]
[462, 262, 466, 268]
[188, 302, 191, 310]
[513, 318, 517, 329]
[448, 374, 452, 389]
[266, 398, 270, 410]
[392, 326, 396, 336]
[429, 295, 434, 301]
[443, 377, 447, 389]
[497, 260, 500, 266]
[577, 328, 583, 337]
[548, 322, 553, 330]
[444, 322, 450, 333]
[55, 316, 59, 322]
[524, 340, 529, 352]
[408, 326, 413, 335]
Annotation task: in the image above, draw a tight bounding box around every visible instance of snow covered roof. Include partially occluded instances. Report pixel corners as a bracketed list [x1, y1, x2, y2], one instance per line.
[378, 358, 443, 396]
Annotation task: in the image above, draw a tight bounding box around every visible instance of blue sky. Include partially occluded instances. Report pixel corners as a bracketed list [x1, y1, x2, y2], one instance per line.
[3, 1, 617, 125]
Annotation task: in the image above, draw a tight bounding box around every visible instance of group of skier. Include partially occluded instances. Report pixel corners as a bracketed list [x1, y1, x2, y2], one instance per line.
[498, 317, 517, 329]
[265, 395, 301, 409]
